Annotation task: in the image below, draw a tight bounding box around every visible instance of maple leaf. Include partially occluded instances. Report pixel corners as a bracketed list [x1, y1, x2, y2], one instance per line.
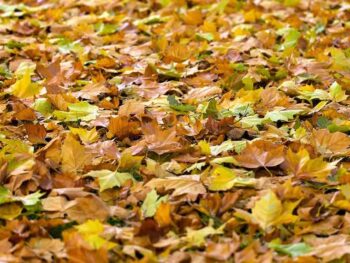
[107, 116, 141, 139]
[141, 189, 168, 218]
[69, 127, 99, 144]
[329, 81, 347, 102]
[252, 190, 283, 230]
[61, 133, 92, 174]
[311, 129, 350, 156]
[75, 220, 116, 250]
[8, 66, 42, 98]
[264, 109, 303, 122]
[283, 148, 339, 181]
[251, 190, 299, 230]
[208, 166, 255, 191]
[142, 122, 183, 155]
[184, 225, 224, 247]
[164, 43, 191, 63]
[235, 140, 285, 169]
[53, 101, 98, 122]
[65, 196, 110, 223]
[84, 169, 134, 192]
[305, 235, 350, 262]
[145, 176, 206, 201]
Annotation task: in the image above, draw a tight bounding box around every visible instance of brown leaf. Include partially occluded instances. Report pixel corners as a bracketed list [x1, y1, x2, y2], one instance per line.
[305, 235, 350, 262]
[164, 43, 191, 63]
[24, 124, 47, 144]
[142, 121, 184, 155]
[66, 195, 110, 223]
[145, 176, 206, 201]
[312, 129, 350, 156]
[63, 231, 108, 263]
[235, 140, 285, 169]
[107, 116, 141, 139]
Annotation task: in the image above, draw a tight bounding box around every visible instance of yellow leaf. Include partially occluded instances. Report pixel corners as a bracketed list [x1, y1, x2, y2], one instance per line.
[61, 133, 92, 174]
[274, 200, 300, 225]
[208, 166, 236, 191]
[333, 200, 350, 211]
[284, 148, 339, 182]
[0, 202, 22, 220]
[69, 127, 99, 144]
[9, 67, 42, 98]
[155, 202, 172, 227]
[76, 219, 104, 236]
[75, 220, 116, 250]
[118, 150, 143, 171]
[198, 140, 211, 156]
[252, 190, 282, 230]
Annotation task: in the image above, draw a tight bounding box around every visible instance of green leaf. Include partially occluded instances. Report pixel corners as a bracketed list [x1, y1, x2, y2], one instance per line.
[242, 76, 254, 90]
[167, 95, 195, 112]
[95, 23, 118, 35]
[265, 109, 303, 122]
[33, 98, 53, 115]
[185, 225, 224, 247]
[216, 0, 229, 14]
[277, 27, 301, 50]
[268, 241, 312, 257]
[141, 189, 167, 218]
[297, 89, 330, 102]
[5, 40, 26, 49]
[135, 15, 167, 26]
[227, 103, 254, 118]
[53, 101, 98, 121]
[210, 140, 246, 156]
[0, 187, 11, 205]
[330, 48, 350, 71]
[205, 99, 218, 118]
[329, 81, 347, 102]
[210, 140, 235, 156]
[0, 3, 28, 17]
[17, 191, 44, 207]
[53, 37, 84, 55]
[84, 170, 134, 192]
[0, 187, 43, 207]
[317, 116, 332, 128]
[195, 33, 214, 42]
[239, 115, 264, 129]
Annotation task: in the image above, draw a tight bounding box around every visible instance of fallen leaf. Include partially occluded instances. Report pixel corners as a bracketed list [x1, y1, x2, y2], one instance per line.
[235, 140, 285, 169]
[61, 133, 92, 174]
[146, 177, 206, 201]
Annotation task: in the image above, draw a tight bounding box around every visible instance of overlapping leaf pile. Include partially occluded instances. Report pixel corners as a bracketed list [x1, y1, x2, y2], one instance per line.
[1, 0, 350, 262]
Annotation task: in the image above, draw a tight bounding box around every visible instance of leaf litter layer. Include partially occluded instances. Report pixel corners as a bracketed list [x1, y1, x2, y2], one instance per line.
[0, 0, 350, 262]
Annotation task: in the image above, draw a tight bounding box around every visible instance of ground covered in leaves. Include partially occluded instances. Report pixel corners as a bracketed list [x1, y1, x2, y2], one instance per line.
[1, 0, 350, 262]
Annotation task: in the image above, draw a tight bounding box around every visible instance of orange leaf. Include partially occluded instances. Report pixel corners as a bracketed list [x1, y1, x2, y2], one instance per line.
[235, 140, 285, 169]
[108, 116, 141, 139]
